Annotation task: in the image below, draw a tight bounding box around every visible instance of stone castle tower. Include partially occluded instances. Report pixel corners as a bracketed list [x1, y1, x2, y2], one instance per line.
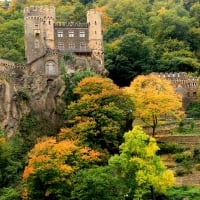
[24, 6, 56, 64]
[87, 9, 104, 65]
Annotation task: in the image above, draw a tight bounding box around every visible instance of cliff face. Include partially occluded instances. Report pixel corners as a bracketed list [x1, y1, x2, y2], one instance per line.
[0, 59, 65, 137]
[0, 55, 108, 137]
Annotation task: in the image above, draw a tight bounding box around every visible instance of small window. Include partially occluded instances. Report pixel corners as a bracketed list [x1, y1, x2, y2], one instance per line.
[58, 42, 64, 50]
[80, 42, 86, 50]
[79, 31, 85, 37]
[45, 62, 56, 75]
[69, 42, 75, 49]
[34, 41, 39, 48]
[68, 31, 74, 37]
[57, 31, 63, 37]
[193, 92, 197, 97]
[34, 24, 39, 29]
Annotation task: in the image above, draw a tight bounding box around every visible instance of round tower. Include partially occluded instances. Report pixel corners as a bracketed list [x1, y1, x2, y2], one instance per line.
[87, 9, 104, 65]
[24, 6, 55, 63]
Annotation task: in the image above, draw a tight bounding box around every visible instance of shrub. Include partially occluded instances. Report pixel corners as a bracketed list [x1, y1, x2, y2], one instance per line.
[166, 186, 200, 200]
[193, 148, 200, 161]
[175, 167, 190, 176]
[186, 102, 200, 119]
[195, 164, 200, 171]
[16, 90, 30, 101]
[158, 142, 184, 154]
[0, 187, 21, 200]
[175, 151, 192, 163]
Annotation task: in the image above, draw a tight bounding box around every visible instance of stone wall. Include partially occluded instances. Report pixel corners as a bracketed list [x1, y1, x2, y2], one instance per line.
[157, 72, 199, 108]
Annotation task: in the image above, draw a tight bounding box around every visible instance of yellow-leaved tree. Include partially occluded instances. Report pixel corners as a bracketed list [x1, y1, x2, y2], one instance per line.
[125, 73, 184, 136]
[109, 126, 175, 200]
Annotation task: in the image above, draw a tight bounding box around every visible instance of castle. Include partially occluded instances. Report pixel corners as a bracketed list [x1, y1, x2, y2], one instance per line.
[0, 6, 106, 135]
[157, 72, 199, 108]
[0, 5, 105, 82]
[23, 5, 104, 76]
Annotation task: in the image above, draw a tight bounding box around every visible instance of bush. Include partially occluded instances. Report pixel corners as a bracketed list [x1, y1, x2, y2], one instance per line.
[16, 90, 30, 101]
[175, 167, 186, 176]
[175, 151, 192, 163]
[193, 148, 200, 161]
[195, 164, 200, 171]
[158, 142, 184, 154]
[166, 186, 200, 200]
[186, 102, 200, 119]
[0, 187, 21, 200]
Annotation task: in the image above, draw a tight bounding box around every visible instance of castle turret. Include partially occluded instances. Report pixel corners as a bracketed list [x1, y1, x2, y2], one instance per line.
[87, 9, 104, 65]
[24, 6, 55, 63]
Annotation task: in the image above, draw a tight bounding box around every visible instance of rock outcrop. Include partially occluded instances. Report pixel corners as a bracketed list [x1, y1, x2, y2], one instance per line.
[0, 55, 108, 138]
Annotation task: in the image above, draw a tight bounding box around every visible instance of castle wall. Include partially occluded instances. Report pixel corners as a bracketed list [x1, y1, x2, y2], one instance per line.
[54, 23, 91, 55]
[157, 72, 199, 108]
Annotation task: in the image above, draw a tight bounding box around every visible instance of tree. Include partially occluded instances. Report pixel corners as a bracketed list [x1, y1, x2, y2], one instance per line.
[105, 33, 155, 86]
[22, 137, 101, 200]
[59, 76, 134, 160]
[125, 73, 183, 136]
[109, 126, 175, 200]
[71, 166, 127, 200]
[0, 134, 23, 188]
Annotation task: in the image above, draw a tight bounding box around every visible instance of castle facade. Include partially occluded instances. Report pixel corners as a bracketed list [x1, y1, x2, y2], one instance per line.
[23, 5, 104, 77]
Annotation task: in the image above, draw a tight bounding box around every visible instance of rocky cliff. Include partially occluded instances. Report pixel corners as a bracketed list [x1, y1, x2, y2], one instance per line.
[0, 55, 107, 138]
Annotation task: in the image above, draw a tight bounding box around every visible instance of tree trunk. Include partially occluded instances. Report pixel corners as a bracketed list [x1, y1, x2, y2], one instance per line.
[150, 186, 156, 200]
[152, 115, 157, 137]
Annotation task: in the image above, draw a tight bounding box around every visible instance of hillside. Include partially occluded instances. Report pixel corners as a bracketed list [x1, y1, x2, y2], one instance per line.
[0, 0, 200, 200]
[0, 0, 200, 86]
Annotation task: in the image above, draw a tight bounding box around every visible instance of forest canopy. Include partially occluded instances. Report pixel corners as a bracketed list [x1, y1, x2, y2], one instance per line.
[0, 0, 199, 85]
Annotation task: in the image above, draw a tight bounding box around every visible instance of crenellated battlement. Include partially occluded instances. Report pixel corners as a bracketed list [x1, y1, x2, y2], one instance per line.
[24, 5, 55, 19]
[0, 59, 26, 81]
[157, 72, 198, 88]
[87, 9, 101, 15]
[54, 22, 88, 28]
[156, 72, 199, 108]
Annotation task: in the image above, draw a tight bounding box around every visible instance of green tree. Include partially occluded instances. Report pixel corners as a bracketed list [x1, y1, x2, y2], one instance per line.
[59, 76, 134, 159]
[0, 18, 24, 62]
[71, 166, 127, 200]
[105, 33, 155, 86]
[0, 135, 23, 188]
[109, 126, 175, 200]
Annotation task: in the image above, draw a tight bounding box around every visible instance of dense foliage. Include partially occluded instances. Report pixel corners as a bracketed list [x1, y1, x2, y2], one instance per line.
[60, 76, 134, 160]
[0, 0, 200, 199]
[103, 0, 200, 86]
[0, 0, 199, 84]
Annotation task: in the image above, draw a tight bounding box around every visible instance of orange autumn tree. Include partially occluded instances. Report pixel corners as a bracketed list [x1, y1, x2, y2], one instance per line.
[59, 77, 134, 159]
[22, 137, 100, 200]
[126, 73, 184, 136]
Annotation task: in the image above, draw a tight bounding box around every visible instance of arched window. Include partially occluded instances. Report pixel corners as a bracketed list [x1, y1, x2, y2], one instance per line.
[45, 61, 57, 75]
